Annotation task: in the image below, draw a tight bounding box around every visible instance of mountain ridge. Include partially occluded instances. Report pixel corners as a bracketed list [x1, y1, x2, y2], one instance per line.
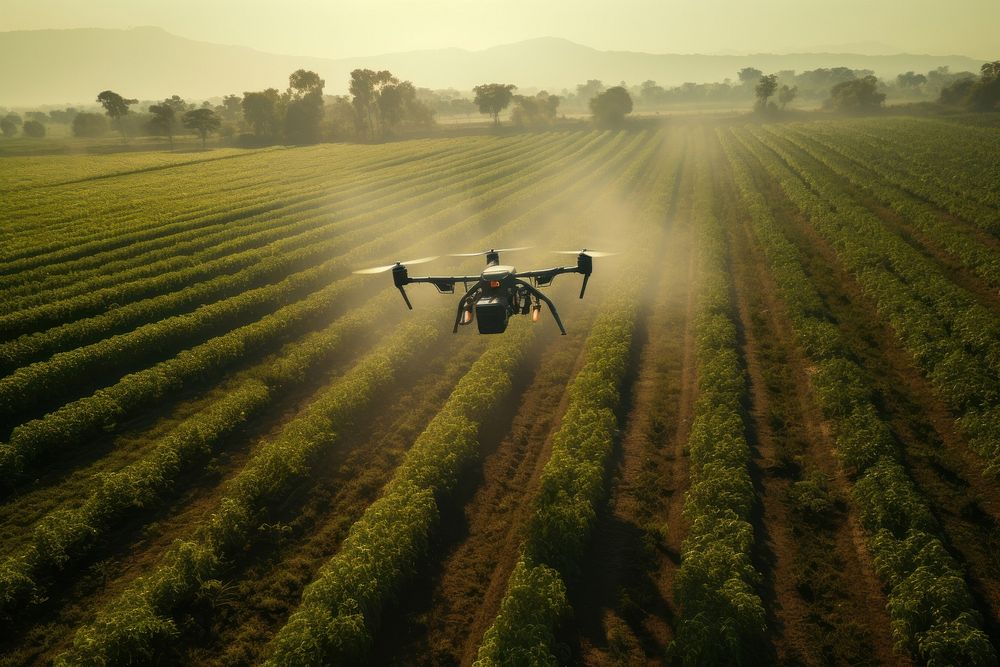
[0, 27, 986, 106]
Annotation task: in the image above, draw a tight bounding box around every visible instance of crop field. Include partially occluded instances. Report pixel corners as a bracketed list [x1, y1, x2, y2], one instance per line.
[0, 116, 998, 666]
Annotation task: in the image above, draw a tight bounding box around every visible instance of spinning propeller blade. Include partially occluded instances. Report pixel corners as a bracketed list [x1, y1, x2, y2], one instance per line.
[352, 256, 439, 274]
[552, 249, 618, 258]
[448, 246, 533, 257]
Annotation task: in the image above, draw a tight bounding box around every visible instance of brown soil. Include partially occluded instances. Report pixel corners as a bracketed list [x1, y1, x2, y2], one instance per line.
[746, 137, 1000, 646]
[370, 305, 595, 667]
[720, 131, 903, 666]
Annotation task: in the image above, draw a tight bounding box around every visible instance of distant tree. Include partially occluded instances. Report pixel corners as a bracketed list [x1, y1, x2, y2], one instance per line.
[25, 111, 49, 123]
[242, 88, 281, 137]
[896, 71, 928, 89]
[825, 75, 885, 113]
[284, 69, 325, 143]
[219, 94, 243, 121]
[639, 80, 667, 107]
[473, 83, 517, 126]
[147, 102, 178, 147]
[22, 120, 45, 138]
[575, 79, 606, 104]
[72, 112, 109, 137]
[49, 108, 77, 124]
[510, 91, 560, 128]
[738, 67, 763, 86]
[97, 90, 137, 142]
[754, 74, 779, 109]
[0, 117, 16, 137]
[589, 86, 633, 127]
[3, 113, 23, 128]
[183, 108, 221, 148]
[326, 95, 358, 140]
[350, 69, 397, 139]
[967, 61, 1000, 111]
[777, 84, 799, 110]
[939, 78, 976, 106]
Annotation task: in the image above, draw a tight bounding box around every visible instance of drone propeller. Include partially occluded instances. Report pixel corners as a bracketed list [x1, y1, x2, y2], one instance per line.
[449, 246, 533, 257]
[352, 256, 439, 274]
[552, 249, 618, 258]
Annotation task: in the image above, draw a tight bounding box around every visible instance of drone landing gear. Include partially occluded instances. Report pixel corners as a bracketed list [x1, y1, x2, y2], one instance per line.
[514, 279, 566, 335]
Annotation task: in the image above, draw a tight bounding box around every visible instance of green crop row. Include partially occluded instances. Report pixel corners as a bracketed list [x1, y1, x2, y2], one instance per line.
[770, 125, 1000, 290]
[849, 119, 1000, 212]
[0, 290, 393, 615]
[720, 129, 995, 666]
[265, 321, 534, 666]
[0, 137, 471, 263]
[669, 143, 765, 666]
[473, 136, 677, 665]
[53, 316, 442, 666]
[738, 126, 1000, 475]
[0, 133, 542, 299]
[805, 121, 1000, 235]
[0, 135, 536, 309]
[0, 131, 572, 351]
[0, 132, 609, 425]
[0, 129, 638, 485]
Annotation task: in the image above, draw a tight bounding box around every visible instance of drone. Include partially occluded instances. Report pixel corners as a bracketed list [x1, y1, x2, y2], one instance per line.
[354, 247, 614, 335]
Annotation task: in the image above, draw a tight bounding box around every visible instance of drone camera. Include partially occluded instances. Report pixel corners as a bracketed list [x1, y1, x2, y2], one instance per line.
[475, 296, 509, 334]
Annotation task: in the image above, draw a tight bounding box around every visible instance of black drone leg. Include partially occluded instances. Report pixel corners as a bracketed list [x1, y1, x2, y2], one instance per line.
[452, 285, 480, 333]
[515, 280, 566, 335]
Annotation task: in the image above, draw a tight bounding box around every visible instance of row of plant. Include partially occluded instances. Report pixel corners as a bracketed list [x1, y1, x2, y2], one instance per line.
[769, 125, 1000, 291]
[0, 130, 643, 485]
[0, 135, 535, 307]
[665, 141, 765, 665]
[0, 132, 610, 421]
[0, 131, 575, 349]
[0, 125, 644, 615]
[720, 129, 995, 665]
[53, 315, 444, 666]
[472, 137, 679, 665]
[804, 120, 1000, 236]
[263, 130, 674, 667]
[0, 134, 542, 293]
[0, 289, 392, 615]
[0, 136, 471, 261]
[849, 118, 1000, 211]
[738, 126, 1000, 475]
[264, 321, 535, 665]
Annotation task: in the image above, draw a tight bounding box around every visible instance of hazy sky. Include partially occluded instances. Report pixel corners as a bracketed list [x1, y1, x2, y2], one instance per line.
[4, 0, 998, 60]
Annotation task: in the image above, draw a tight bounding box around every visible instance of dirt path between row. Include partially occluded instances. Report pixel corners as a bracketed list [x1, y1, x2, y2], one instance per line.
[720, 132, 902, 666]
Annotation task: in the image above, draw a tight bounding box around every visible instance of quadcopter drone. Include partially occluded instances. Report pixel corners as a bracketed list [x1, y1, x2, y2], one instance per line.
[355, 248, 613, 335]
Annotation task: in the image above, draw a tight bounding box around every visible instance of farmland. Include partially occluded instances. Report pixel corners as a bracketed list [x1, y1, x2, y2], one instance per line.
[0, 116, 998, 666]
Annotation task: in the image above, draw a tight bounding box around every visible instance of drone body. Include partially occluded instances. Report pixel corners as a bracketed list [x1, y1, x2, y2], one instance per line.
[358, 248, 611, 335]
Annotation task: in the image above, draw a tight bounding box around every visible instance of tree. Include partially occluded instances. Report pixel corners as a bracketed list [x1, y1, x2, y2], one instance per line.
[22, 120, 45, 138]
[147, 102, 177, 147]
[97, 90, 137, 142]
[575, 80, 605, 105]
[778, 84, 798, 110]
[284, 69, 325, 143]
[825, 75, 885, 113]
[242, 88, 280, 137]
[72, 112, 109, 137]
[183, 108, 221, 148]
[589, 86, 633, 127]
[967, 61, 1000, 111]
[350, 69, 397, 139]
[510, 91, 560, 128]
[219, 94, 243, 121]
[738, 67, 763, 86]
[473, 83, 517, 126]
[0, 115, 18, 137]
[754, 74, 778, 109]
[896, 71, 928, 89]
